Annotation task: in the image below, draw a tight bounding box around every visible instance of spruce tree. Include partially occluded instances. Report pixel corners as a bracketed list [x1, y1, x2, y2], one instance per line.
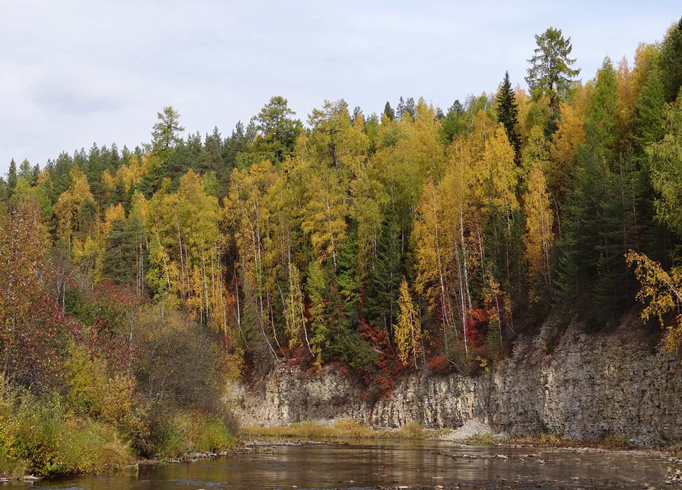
[587, 57, 619, 156]
[383, 101, 395, 121]
[659, 17, 682, 103]
[7, 159, 17, 191]
[634, 68, 665, 152]
[496, 71, 521, 162]
[365, 208, 402, 334]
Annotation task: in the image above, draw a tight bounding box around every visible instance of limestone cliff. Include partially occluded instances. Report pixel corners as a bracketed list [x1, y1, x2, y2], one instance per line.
[232, 318, 682, 446]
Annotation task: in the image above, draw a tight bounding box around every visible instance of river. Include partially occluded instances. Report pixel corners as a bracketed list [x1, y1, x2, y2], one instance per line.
[8, 440, 673, 490]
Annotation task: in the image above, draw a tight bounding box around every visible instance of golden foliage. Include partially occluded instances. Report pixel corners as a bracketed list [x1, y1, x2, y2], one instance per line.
[394, 278, 423, 368]
[524, 166, 554, 302]
[626, 250, 682, 354]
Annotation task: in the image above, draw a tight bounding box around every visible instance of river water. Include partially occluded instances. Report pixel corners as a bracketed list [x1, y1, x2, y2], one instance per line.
[9, 440, 673, 490]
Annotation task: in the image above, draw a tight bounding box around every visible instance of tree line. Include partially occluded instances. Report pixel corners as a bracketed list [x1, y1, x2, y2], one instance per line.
[2, 21, 682, 405]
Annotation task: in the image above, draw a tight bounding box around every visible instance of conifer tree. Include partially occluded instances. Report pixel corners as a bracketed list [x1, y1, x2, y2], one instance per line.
[151, 106, 185, 159]
[7, 159, 17, 191]
[659, 17, 682, 103]
[587, 57, 619, 155]
[250, 96, 303, 163]
[634, 67, 665, 151]
[526, 27, 580, 115]
[365, 207, 402, 334]
[496, 71, 521, 162]
[383, 102, 395, 121]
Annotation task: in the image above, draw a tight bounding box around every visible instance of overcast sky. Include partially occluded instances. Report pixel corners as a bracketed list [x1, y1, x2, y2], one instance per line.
[1, 0, 680, 178]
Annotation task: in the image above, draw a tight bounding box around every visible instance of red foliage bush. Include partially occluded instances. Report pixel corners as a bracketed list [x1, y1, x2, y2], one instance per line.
[427, 356, 450, 375]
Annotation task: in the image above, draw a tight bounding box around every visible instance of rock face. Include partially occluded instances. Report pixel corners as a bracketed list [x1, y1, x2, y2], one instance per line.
[232, 320, 682, 446]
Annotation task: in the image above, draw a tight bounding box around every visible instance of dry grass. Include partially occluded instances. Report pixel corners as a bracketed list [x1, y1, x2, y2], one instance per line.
[243, 419, 437, 440]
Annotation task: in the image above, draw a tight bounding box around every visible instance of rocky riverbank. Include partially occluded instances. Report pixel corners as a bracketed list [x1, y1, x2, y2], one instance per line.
[230, 317, 682, 446]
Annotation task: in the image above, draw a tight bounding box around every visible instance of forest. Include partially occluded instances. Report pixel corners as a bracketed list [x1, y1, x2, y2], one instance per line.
[1, 19, 682, 476]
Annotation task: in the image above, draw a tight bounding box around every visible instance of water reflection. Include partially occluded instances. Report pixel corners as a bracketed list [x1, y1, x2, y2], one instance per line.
[12, 440, 669, 490]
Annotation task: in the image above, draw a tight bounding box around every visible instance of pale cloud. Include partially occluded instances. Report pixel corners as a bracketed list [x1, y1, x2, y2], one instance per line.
[1, 0, 680, 176]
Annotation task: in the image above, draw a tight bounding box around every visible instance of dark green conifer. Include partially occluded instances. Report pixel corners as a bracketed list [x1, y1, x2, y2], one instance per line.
[7, 159, 17, 191]
[496, 71, 521, 162]
[659, 17, 682, 103]
[365, 207, 402, 334]
[383, 102, 395, 121]
[634, 68, 665, 151]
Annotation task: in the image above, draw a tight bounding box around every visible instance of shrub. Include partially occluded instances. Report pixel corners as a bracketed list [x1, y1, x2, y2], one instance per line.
[0, 446, 28, 479]
[145, 407, 236, 459]
[64, 342, 136, 426]
[0, 386, 131, 476]
[398, 421, 425, 439]
[133, 307, 235, 413]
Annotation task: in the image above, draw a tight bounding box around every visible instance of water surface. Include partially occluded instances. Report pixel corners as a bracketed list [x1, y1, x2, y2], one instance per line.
[13, 440, 670, 490]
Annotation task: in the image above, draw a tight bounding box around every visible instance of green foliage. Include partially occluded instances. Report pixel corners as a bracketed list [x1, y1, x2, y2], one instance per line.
[0, 386, 130, 476]
[328, 327, 377, 371]
[64, 343, 136, 426]
[526, 27, 580, 114]
[659, 18, 682, 103]
[383, 101, 395, 121]
[249, 96, 303, 163]
[365, 207, 403, 333]
[102, 214, 146, 286]
[647, 92, 682, 238]
[555, 132, 642, 323]
[152, 410, 236, 458]
[151, 106, 185, 160]
[496, 71, 521, 161]
[587, 57, 619, 154]
[6, 160, 17, 192]
[634, 67, 665, 151]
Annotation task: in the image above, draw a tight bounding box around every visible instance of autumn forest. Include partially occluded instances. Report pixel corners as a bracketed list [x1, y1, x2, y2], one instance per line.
[1, 20, 682, 475]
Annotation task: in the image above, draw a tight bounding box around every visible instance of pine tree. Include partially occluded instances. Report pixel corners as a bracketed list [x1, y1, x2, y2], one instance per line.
[250, 96, 303, 163]
[102, 217, 136, 285]
[555, 128, 640, 323]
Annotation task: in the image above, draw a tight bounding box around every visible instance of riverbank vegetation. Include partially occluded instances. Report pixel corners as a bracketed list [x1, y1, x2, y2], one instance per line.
[243, 419, 432, 441]
[2, 18, 682, 476]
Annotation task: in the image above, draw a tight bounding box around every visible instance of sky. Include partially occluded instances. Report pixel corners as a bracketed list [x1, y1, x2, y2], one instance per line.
[1, 0, 680, 178]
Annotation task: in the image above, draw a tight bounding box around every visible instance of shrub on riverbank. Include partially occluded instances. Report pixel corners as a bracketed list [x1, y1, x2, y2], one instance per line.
[0, 385, 130, 476]
[151, 409, 237, 458]
[0, 299, 240, 478]
[0, 385, 238, 477]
